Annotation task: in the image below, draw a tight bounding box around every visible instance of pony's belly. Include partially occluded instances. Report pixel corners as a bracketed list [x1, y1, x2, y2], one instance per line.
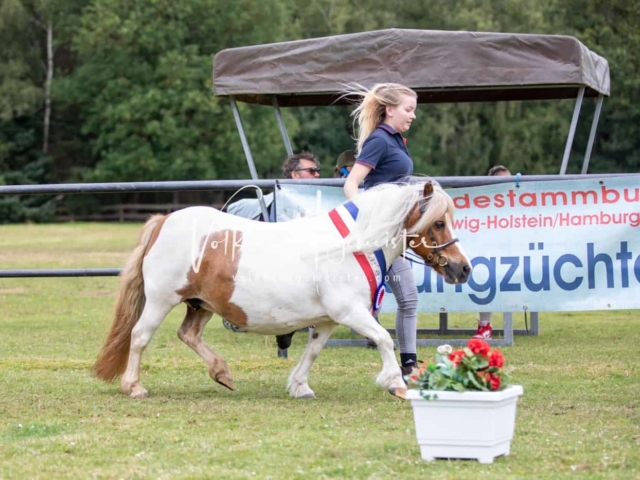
[243, 317, 328, 335]
[234, 289, 327, 332]
[230, 269, 330, 333]
[230, 250, 373, 326]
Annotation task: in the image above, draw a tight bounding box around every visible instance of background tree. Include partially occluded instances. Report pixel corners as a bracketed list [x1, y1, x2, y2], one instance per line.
[56, 0, 296, 183]
[0, 0, 638, 222]
[0, 0, 50, 221]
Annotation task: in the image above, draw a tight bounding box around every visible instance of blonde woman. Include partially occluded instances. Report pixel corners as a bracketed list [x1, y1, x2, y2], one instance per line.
[343, 83, 419, 375]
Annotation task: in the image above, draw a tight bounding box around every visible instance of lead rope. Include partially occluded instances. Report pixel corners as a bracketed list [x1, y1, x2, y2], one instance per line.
[220, 184, 266, 212]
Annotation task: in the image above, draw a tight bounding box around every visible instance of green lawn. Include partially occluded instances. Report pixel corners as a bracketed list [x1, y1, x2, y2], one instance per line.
[0, 223, 638, 479]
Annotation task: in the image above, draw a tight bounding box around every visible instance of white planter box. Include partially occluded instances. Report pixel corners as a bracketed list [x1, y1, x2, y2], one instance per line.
[407, 385, 524, 464]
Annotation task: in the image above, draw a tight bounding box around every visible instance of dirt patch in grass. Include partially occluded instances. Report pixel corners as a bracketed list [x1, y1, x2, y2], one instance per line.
[77, 290, 115, 297]
[0, 288, 26, 295]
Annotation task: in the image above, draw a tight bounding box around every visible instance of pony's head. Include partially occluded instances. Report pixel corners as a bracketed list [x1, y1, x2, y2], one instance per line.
[330, 180, 471, 283]
[343, 180, 471, 284]
[405, 181, 472, 284]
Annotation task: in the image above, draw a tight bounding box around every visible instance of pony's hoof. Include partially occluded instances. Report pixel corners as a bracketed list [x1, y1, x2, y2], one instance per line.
[388, 388, 407, 400]
[130, 387, 149, 399]
[215, 375, 235, 391]
[290, 385, 315, 399]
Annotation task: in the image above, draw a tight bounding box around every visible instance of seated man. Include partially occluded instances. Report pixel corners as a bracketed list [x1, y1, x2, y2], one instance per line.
[225, 152, 321, 356]
[283, 151, 321, 179]
[226, 152, 320, 220]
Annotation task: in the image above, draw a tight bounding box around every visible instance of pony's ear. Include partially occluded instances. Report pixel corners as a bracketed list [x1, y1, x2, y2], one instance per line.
[419, 181, 436, 214]
[423, 181, 434, 198]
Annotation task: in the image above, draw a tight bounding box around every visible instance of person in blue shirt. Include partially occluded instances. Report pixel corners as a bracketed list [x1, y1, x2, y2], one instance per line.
[343, 83, 419, 375]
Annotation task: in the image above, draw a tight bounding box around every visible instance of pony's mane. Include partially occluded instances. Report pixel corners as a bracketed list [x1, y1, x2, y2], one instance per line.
[327, 181, 454, 256]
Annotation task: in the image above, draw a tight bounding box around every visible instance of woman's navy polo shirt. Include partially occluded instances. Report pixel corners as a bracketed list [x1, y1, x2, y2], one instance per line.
[356, 123, 413, 189]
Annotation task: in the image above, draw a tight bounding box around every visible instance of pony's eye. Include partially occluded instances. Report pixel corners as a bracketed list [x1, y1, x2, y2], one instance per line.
[434, 221, 445, 230]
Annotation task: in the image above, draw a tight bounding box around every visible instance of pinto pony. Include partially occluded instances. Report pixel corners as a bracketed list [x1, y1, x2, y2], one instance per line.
[94, 181, 471, 400]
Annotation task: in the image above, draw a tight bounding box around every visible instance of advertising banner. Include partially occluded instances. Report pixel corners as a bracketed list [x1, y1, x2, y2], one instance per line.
[275, 178, 640, 312]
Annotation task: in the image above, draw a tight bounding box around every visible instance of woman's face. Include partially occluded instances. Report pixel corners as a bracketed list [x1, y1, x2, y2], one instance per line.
[385, 94, 417, 133]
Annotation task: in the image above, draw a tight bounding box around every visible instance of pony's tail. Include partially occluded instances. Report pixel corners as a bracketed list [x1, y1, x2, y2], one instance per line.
[93, 215, 166, 382]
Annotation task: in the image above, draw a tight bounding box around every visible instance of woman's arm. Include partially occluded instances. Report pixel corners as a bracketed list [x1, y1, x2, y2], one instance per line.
[343, 163, 372, 200]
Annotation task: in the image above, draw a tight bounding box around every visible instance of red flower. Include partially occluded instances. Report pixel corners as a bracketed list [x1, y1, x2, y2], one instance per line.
[485, 373, 501, 391]
[489, 349, 505, 368]
[468, 338, 491, 356]
[449, 350, 466, 366]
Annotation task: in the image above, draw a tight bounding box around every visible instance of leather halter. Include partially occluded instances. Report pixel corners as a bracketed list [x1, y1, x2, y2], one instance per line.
[423, 228, 460, 267]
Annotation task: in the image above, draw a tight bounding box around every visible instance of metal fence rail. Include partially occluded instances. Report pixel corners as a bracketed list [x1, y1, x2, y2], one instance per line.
[3, 173, 637, 347]
[0, 173, 636, 197]
[0, 269, 120, 278]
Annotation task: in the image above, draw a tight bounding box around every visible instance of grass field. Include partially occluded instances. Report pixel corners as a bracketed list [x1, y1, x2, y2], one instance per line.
[1, 223, 639, 479]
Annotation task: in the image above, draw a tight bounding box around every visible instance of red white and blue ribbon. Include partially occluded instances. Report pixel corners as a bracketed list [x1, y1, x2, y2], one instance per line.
[328, 201, 388, 313]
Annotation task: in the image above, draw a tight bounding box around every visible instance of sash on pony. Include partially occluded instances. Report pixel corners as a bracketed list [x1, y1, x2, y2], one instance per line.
[328, 202, 388, 313]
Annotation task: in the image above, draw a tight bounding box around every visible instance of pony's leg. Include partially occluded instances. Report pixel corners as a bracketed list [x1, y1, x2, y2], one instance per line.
[287, 323, 337, 399]
[177, 307, 234, 390]
[120, 296, 174, 399]
[334, 307, 406, 396]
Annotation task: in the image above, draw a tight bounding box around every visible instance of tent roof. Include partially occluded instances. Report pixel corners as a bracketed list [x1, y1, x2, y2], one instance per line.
[213, 28, 610, 106]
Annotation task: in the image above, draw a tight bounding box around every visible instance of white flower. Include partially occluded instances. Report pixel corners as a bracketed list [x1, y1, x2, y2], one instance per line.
[437, 344, 453, 355]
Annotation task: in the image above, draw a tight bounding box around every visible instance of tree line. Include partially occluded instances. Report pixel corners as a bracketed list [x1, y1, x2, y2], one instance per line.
[1, 0, 638, 222]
